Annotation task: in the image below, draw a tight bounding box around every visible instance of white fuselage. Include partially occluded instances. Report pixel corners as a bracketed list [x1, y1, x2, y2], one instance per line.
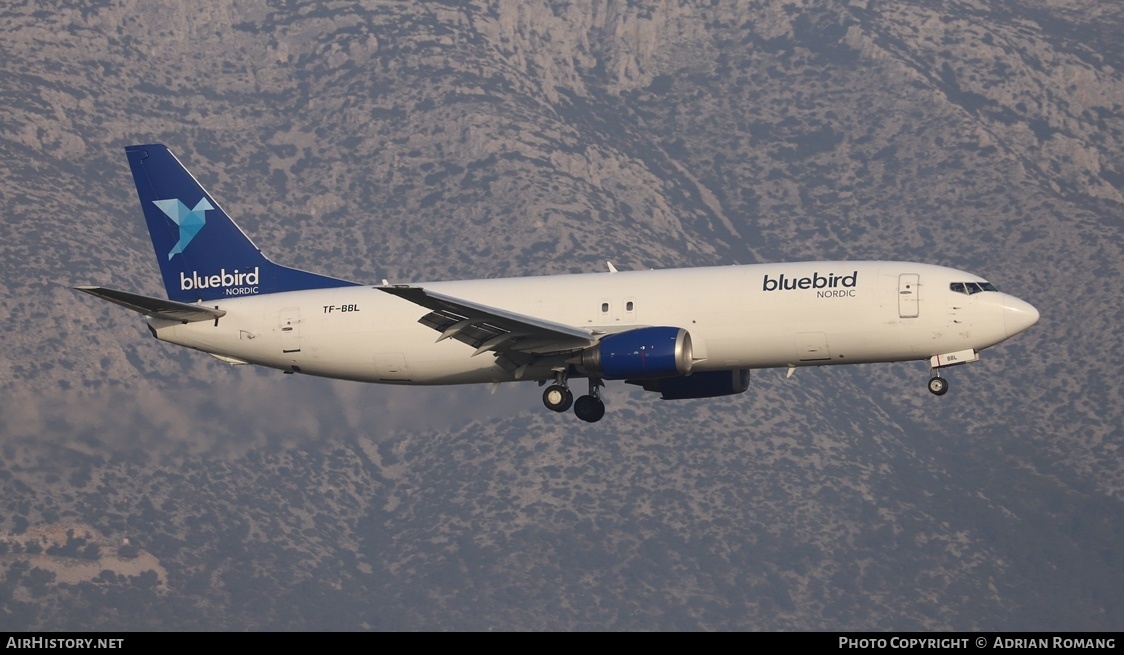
[149, 261, 1035, 385]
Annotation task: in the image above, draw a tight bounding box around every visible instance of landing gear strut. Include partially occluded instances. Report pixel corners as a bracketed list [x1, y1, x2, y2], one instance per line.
[574, 378, 606, 423]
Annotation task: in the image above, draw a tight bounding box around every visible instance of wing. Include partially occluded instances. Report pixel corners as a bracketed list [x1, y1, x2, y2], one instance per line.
[75, 286, 226, 323]
[379, 285, 594, 357]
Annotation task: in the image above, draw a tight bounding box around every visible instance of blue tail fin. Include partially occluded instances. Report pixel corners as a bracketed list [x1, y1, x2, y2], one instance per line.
[125, 144, 359, 302]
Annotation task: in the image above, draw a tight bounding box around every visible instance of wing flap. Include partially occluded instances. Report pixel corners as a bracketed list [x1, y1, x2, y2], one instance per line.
[379, 285, 593, 355]
[75, 286, 226, 323]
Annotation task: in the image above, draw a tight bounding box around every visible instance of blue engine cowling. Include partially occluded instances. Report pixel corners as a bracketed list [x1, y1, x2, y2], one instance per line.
[580, 327, 693, 380]
[633, 368, 746, 399]
[629, 369, 751, 399]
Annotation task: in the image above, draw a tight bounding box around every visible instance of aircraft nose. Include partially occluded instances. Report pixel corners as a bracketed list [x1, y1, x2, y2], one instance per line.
[1002, 296, 1040, 338]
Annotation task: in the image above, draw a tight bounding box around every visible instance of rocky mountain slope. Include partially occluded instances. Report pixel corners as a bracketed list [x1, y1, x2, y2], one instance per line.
[0, 0, 1120, 629]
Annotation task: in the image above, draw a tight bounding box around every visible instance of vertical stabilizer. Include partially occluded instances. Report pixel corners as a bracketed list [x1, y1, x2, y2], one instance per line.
[125, 144, 358, 302]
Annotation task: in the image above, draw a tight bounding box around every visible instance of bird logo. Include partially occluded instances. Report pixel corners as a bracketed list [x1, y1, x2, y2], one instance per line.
[153, 198, 212, 260]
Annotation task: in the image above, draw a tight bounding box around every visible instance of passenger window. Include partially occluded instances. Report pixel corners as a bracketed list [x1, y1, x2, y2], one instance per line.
[626, 301, 634, 312]
[601, 302, 609, 313]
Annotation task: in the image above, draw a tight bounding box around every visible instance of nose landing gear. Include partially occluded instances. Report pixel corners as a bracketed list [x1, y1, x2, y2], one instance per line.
[926, 349, 979, 396]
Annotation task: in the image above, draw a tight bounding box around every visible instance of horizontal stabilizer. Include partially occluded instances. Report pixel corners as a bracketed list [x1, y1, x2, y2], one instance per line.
[75, 286, 226, 323]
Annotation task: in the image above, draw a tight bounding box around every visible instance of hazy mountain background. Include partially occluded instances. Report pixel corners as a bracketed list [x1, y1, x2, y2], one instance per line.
[0, 0, 1120, 630]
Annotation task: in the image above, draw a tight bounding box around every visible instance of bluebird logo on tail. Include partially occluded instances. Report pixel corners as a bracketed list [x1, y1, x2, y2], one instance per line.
[154, 198, 212, 259]
[124, 143, 358, 302]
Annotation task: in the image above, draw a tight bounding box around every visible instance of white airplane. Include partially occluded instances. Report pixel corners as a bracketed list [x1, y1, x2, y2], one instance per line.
[76, 144, 1039, 422]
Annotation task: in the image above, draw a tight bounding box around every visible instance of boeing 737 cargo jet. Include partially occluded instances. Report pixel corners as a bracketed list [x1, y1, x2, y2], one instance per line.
[76, 144, 1039, 422]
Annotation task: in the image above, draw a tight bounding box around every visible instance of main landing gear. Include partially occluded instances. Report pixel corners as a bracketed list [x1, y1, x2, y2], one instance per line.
[574, 379, 606, 423]
[541, 373, 605, 422]
[542, 383, 574, 412]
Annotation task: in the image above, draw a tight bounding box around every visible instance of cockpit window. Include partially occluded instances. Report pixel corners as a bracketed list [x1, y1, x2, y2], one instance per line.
[950, 281, 999, 295]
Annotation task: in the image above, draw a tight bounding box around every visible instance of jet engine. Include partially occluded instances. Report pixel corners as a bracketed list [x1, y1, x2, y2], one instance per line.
[579, 327, 693, 380]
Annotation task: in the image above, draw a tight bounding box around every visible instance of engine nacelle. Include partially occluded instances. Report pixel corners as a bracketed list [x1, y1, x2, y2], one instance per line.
[580, 327, 693, 380]
[630, 369, 751, 400]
